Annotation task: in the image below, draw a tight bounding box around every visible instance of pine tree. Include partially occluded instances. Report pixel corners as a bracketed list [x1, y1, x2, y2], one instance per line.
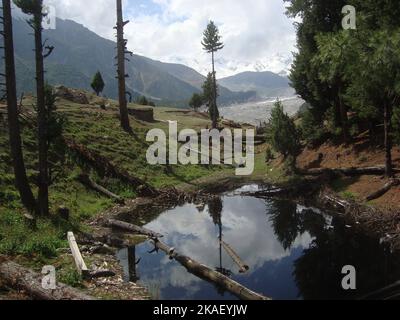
[267, 101, 301, 169]
[202, 72, 219, 120]
[189, 93, 203, 111]
[91, 71, 105, 96]
[202, 21, 224, 129]
[286, 0, 350, 143]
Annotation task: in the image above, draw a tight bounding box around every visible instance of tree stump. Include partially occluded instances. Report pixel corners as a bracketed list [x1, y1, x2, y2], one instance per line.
[58, 206, 70, 221]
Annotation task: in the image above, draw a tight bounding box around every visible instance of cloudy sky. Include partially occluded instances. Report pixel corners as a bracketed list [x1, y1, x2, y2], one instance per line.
[42, 0, 297, 78]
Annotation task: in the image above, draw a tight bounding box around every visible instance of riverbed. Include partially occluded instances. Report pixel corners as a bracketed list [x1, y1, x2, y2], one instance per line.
[117, 185, 400, 300]
[219, 97, 304, 126]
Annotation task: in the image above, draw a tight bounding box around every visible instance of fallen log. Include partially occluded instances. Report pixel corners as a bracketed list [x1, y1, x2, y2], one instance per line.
[65, 138, 158, 197]
[220, 240, 249, 274]
[78, 174, 124, 204]
[323, 194, 351, 210]
[301, 166, 400, 177]
[151, 239, 269, 301]
[366, 179, 400, 201]
[107, 220, 269, 300]
[106, 219, 163, 239]
[0, 260, 95, 300]
[89, 270, 116, 279]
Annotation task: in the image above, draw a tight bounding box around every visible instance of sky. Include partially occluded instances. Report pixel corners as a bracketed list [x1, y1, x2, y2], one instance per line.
[40, 0, 297, 78]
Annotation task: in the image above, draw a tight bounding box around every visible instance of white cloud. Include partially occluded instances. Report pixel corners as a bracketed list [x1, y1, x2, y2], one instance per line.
[46, 0, 296, 77]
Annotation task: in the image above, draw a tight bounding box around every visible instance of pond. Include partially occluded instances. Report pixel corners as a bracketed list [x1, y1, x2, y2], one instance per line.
[117, 185, 400, 300]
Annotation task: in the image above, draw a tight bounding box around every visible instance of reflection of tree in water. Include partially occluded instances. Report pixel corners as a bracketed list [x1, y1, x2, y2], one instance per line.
[268, 199, 400, 299]
[208, 196, 223, 227]
[127, 246, 140, 282]
[207, 196, 232, 295]
[268, 200, 303, 251]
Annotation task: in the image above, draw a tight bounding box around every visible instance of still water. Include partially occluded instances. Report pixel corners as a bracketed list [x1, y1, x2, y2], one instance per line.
[117, 186, 400, 300]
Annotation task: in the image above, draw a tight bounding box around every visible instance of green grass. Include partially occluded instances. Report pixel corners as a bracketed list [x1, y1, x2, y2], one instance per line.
[0, 208, 69, 259]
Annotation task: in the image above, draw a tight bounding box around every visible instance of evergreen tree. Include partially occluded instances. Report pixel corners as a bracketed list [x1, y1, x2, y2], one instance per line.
[285, 0, 350, 143]
[267, 101, 301, 169]
[91, 71, 105, 96]
[202, 72, 219, 120]
[189, 93, 203, 111]
[138, 96, 149, 106]
[313, 1, 400, 177]
[202, 21, 224, 129]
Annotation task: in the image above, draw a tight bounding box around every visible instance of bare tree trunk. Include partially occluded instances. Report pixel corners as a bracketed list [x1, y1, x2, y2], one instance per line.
[116, 0, 131, 132]
[2, 0, 37, 213]
[32, 3, 49, 216]
[384, 102, 393, 177]
[211, 51, 218, 129]
[337, 85, 349, 144]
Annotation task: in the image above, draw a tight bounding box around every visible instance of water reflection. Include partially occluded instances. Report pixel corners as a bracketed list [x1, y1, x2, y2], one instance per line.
[117, 190, 400, 300]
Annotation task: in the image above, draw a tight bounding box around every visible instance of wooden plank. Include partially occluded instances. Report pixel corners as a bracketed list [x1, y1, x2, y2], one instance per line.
[67, 232, 89, 277]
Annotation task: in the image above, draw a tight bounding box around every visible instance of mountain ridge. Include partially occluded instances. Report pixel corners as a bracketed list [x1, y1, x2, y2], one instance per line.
[6, 17, 258, 107]
[220, 71, 295, 99]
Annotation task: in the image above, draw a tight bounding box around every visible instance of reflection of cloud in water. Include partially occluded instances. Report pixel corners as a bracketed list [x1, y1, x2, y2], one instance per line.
[134, 195, 313, 296]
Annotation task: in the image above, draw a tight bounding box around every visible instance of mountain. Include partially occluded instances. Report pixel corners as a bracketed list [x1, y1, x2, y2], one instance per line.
[219, 71, 295, 99]
[6, 18, 256, 107]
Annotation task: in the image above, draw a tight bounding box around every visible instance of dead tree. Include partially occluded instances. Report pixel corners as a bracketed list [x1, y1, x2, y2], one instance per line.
[15, 0, 55, 216]
[1, 0, 37, 214]
[115, 0, 132, 132]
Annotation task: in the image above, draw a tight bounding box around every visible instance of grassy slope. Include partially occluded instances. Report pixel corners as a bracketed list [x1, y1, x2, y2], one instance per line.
[1, 94, 276, 280]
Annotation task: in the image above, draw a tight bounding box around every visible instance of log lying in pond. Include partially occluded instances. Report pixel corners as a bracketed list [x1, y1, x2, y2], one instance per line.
[301, 166, 400, 177]
[220, 240, 249, 274]
[78, 174, 124, 204]
[322, 194, 351, 210]
[106, 220, 269, 300]
[106, 219, 163, 239]
[0, 260, 95, 300]
[366, 179, 400, 201]
[151, 238, 269, 301]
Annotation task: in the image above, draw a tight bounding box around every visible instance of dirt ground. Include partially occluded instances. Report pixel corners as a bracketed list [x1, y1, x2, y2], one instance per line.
[297, 136, 400, 210]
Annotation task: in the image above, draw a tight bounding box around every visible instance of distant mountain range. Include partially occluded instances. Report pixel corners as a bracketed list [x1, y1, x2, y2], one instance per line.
[4, 17, 294, 107]
[220, 71, 295, 99]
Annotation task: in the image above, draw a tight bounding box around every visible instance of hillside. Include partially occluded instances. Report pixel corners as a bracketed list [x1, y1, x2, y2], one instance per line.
[220, 71, 295, 98]
[5, 18, 256, 108]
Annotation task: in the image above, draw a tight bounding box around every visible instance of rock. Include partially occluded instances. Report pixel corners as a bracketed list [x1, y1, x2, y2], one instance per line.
[54, 85, 89, 104]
